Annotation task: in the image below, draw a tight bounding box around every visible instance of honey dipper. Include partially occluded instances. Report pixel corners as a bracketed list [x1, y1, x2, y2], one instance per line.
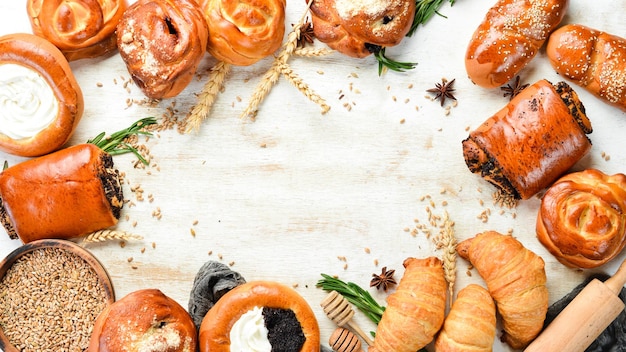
[320, 291, 374, 346]
[329, 327, 363, 352]
[525, 257, 626, 351]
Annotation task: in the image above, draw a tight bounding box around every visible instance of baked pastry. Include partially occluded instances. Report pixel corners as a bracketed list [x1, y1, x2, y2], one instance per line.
[462, 79, 592, 200]
[199, 281, 320, 351]
[27, 0, 127, 61]
[309, 0, 416, 58]
[116, 0, 209, 99]
[434, 284, 497, 352]
[547, 24, 626, 111]
[0, 33, 83, 157]
[200, 0, 286, 66]
[88, 289, 197, 352]
[0, 144, 123, 243]
[465, 0, 568, 88]
[368, 257, 447, 352]
[457, 231, 549, 349]
[537, 169, 626, 269]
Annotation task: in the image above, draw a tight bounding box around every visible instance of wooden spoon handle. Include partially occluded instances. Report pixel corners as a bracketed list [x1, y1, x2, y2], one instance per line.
[346, 320, 374, 346]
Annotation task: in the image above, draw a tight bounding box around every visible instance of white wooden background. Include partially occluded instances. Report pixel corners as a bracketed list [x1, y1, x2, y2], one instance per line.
[1, 1, 626, 351]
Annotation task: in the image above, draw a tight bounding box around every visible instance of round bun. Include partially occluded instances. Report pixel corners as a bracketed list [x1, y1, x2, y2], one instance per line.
[200, 0, 286, 66]
[0, 33, 83, 157]
[537, 169, 626, 268]
[116, 0, 208, 99]
[27, 0, 127, 61]
[88, 289, 197, 352]
[309, 0, 416, 58]
[199, 280, 320, 352]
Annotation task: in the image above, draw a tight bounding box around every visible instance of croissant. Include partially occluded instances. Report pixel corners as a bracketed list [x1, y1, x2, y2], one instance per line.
[457, 231, 548, 349]
[546, 24, 626, 111]
[199, 0, 286, 66]
[462, 79, 592, 200]
[434, 284, 497, 352]
[27, 0, 128, 61]
[368, 257, 446, 352]
[309, 0, 416, 58]
[537, 169, 626, 269]
[116, 0, 209, 99]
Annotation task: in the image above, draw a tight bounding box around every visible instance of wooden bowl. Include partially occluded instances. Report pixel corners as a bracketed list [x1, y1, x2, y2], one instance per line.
[0, 239, 115, 352]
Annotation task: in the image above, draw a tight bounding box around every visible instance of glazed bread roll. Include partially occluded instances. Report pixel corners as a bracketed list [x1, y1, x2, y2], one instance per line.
[116, 0, 208, 99]
[537, 169, 626, 269]
[27, 0, 127, 61]
[434, 284, 497, 352]
[462, 79, 592, 200]
[457, 231, 549, 350]
[200, 0, 286, 66]
[369, 257, 447, 352]
[547, 24, 626, 111]
[88, 289, 197, 352]
[465, 0, 568, 88]
[0, 33, 83, 157]
[0, 144, 123, 243]
[310, 0, 416, 58]
[199, 281, 320, 351]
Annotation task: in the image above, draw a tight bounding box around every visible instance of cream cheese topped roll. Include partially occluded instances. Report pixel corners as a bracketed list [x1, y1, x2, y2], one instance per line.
[229, 306, 272, 352]
[0, 63, 59, 140]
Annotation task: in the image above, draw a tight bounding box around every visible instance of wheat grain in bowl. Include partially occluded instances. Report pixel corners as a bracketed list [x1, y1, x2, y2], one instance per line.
[0, 239, 115, 352]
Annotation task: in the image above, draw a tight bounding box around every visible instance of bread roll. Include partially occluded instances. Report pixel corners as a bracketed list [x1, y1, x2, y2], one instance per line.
[547, 24, 626, 111]
[537, 169, 626, 269]
[462, 79, 592, 200]
[434, 284, 497, 352]
[88, 289, 197, 352]
[465, 0, 568, 88]
[116, 0, 208, 99]
[199, 281, 320, 352]
[200, 0, 286, 66]
[27, 0, 127, 61]
[309, 0, 416, 58]
[369, 257, 447, 352]
[0, 144, 123, 243]
[457, 231, 549, 349]
[0, 33, 83, 157]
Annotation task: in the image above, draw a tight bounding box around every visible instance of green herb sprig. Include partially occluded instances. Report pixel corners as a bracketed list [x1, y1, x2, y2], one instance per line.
[374, 47, 417, 76]
[317, 273, 386, 324]
[87, 117, 158, 165]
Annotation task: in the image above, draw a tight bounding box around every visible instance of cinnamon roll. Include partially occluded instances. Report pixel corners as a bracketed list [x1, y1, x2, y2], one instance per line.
[27, 0, 128, 61]
[116, 0, 209, 99]
[537, 169, 626, 269]
[199, 0, 286, 66]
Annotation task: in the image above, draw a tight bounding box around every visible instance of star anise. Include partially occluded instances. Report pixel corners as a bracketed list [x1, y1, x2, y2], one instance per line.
[427, 78, 457, 107]
[370, 266, 397, 292]
[501, 76, 529, 101]
[295, 19, 315, 48]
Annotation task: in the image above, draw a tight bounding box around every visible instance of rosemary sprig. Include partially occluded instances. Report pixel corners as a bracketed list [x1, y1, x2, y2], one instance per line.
[2, 160, 7, 171]
[87, 117, 157, 165]
[408, 0, 456, 37]
[317, 273, 386, 324]
[374, 47, 417, 75]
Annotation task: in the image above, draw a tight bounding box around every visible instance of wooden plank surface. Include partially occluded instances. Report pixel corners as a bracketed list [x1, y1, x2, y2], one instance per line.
[1, 1, 626, 351]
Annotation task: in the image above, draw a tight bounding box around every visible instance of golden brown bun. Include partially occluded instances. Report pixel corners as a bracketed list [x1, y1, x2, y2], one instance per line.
[310, 0, 416, 58]
[116, 0, 208, 99]
[0, 33, 83, 157]
[27, 0, 127, 61]
[200, 0, 286, 66]
[462, 79, 592, 200]
[537, 169, 626, 269]
[465, 0, 568, 88]
[199, 280, 320, 352]
[457, 231, 548, 350]
[369, 257, 446, 352]
[434, 284, 496, 352]
[88, 289, 197, 352]
[547, 24, 626, 111]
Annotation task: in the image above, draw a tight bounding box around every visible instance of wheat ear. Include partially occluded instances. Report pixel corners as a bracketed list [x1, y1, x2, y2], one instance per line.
[437, 210, 457, 305]
[185, 61, 232, 133]
[81, 229, 144, 245]
[279, 62, 330, 114]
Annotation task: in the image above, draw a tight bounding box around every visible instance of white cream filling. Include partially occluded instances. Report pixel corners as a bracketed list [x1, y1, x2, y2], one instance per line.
[230, 306, 271, 352]
[0, 63, 59, 140]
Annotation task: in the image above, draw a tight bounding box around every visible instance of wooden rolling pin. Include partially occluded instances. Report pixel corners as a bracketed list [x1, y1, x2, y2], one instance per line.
[525, 257, 626, 352]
